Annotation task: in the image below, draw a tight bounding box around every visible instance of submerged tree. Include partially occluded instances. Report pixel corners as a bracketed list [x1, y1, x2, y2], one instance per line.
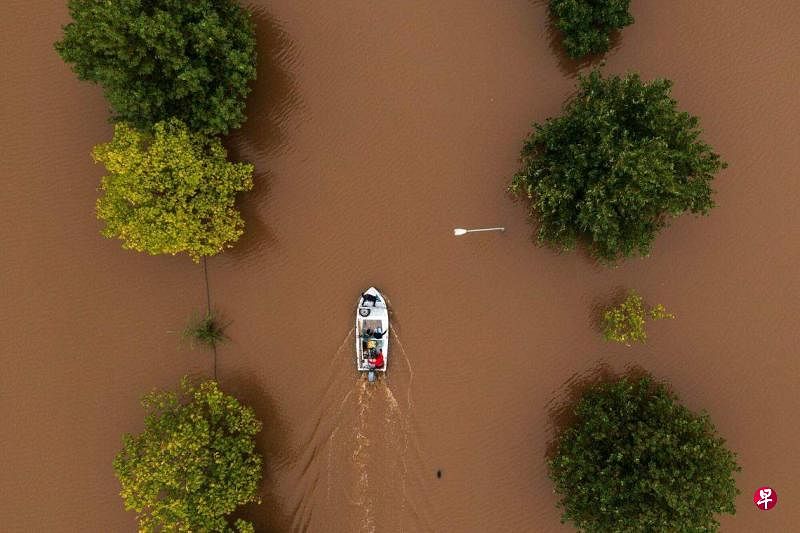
[114, 378, 262, 532]
[549, 377, 740, 532]
[93, 119, 254, 262]
[55, 0, 257, 135]
[549, 0, 634, 59]
[510, 70, 725, 263]
[184, 309, 229, 349]
[602, 290, 674, 345]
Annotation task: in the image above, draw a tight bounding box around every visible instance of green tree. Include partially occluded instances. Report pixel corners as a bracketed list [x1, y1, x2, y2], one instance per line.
[602, 290, 674, 345]
[510, 71, 725, 263]
[55, 0, 257, 135]
[549, 0, 634, 59]
[93, 119, 254, 262]
[549, 377, 740, 532]
[114, 378, 262, 532]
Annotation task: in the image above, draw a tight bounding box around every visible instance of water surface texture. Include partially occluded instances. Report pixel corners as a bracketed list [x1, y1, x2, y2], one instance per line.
[2, 1, 799, 531]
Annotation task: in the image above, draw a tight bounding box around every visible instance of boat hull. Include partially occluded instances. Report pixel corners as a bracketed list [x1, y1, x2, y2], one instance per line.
[355, 287, 389, 373]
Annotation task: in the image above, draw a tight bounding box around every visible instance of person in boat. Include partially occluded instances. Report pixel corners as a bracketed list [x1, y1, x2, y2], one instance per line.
[367, 349, 384, 369]
[371, 327, 388, 339]
[361, 292, 379, 306]
[361, 328, 373, 339]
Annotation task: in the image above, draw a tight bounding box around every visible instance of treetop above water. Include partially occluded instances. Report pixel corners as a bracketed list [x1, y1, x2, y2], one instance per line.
[55, 0, 257, 135]
[510, 70, 726, 263]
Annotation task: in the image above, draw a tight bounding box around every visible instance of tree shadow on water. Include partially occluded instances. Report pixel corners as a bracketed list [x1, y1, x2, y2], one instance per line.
[223, 371, 293, 533]
[226, 167, 277, 261]
[222, 5, 302, 261]
[543, 362, 652, 463]
[589, 285, 628, 334]
[233, 4, 303, 164]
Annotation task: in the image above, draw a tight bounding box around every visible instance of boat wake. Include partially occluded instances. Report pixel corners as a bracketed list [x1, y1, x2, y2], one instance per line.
[287, 327, 435, 532]
[352, 379, 375, 532]
[385, 329, 436, 531]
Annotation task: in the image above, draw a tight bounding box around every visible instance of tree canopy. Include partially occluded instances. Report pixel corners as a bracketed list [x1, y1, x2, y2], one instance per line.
[549, 0, 634, 59]
[510, 70, 725, 263]
[113, 378, 262, 532]
[55, 0, 257, 135]
[93, 119, 254, 261]
[549, 377, 740, 532]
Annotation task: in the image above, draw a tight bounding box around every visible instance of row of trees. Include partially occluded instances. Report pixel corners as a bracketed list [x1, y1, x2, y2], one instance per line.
[539, 6, 739, 532]
[56, 0, 258, 261]
[53, 2, 739, 531]
[118, 369, 740, 532]
[56, 1, 265, 529]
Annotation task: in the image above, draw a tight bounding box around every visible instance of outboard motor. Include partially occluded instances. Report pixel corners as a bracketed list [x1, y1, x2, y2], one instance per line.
[367, 370, 377, 383]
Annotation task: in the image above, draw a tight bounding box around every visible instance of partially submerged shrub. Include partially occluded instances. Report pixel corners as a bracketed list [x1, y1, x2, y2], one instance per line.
[113, 378, 262, 532]
[549, 377, 740, 532]
[184, 310, 229, 349]
[549, 0, 634, 59]
[55, 0, 257, 135]
[510, 70, 725, 263]
[602, 290, 674, 344]
[93, 119, 254, 261]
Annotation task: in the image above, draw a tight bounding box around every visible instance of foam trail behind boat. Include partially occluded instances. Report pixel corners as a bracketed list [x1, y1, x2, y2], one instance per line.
[353, 378, 375, 532]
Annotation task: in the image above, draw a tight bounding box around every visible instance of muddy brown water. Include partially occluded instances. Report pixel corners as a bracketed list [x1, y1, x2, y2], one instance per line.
[2, 1, 799, 531]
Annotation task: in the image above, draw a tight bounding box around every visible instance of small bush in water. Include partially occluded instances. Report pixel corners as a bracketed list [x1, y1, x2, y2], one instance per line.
[549, 0, 634, 59]
[549, 377, 740, 532]
[184, 310, 229, 349]
[601, 290, 674, 345]
[113, 378, 262, 532]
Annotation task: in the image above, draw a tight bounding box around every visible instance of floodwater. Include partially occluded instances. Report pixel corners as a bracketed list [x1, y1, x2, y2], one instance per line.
[2, 1, 799, 531]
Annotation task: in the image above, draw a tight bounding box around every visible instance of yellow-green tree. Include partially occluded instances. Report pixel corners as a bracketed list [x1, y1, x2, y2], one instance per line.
[113, 379, 262, 532]
[94, 119, 253, 261]
[601, 290, 674, 345]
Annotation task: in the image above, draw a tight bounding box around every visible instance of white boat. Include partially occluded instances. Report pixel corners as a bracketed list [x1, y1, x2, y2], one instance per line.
[355, 287, 389, 382]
